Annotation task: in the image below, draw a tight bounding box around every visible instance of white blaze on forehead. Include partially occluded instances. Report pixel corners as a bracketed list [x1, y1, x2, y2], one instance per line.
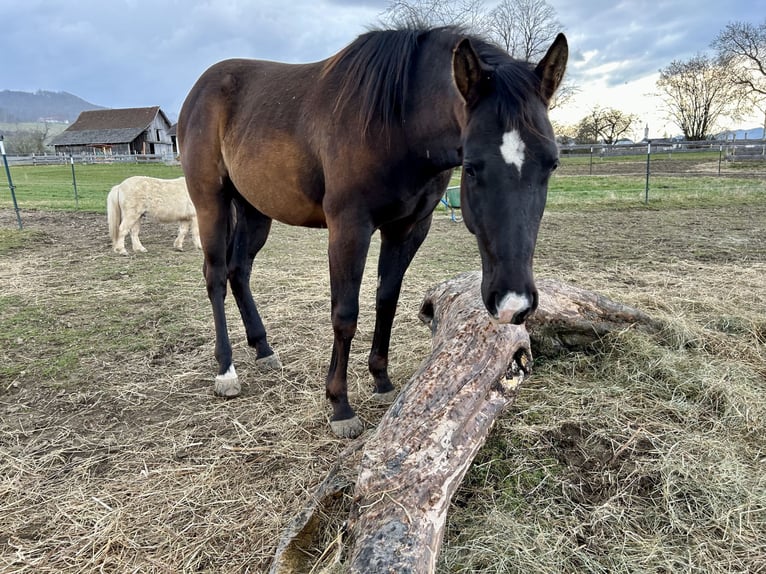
[500, 129, 526, 173]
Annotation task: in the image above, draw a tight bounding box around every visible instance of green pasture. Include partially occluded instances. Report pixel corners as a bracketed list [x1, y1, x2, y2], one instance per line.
[0, 163, 183, 212]
[0, 155, 764, 215]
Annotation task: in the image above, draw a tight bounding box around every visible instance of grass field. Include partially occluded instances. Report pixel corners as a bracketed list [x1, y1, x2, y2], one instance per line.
[1, 152, 765, 215]
[0, 163, 765, 572]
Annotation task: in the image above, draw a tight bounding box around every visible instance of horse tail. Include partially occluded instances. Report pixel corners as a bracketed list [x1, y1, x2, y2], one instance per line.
[106, 184, 121, 247]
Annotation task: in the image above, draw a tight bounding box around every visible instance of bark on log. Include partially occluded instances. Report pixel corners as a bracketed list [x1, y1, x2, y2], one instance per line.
[270, 272, 660, 573]
[530, 275, 662, 356]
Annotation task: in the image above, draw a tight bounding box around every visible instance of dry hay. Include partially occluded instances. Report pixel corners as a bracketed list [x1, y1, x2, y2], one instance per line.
[0, 203, 765, 573]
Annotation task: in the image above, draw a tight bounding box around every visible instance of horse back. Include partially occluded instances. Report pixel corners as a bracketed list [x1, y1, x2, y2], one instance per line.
[179, 59, 331, 227]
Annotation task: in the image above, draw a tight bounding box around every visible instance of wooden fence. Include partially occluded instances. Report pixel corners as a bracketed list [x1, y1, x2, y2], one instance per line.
[6, 153, 179, 166]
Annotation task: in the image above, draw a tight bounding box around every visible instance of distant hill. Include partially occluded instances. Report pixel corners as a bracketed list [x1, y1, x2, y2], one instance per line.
[0, 90, 105, 123]
[716, 126, 765, 140]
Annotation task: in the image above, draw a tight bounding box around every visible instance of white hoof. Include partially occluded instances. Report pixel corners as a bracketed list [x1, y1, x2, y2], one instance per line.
[372, 389, 398, 404]
[214, 365, 240, 397]
[330, 416, 364, 439]
[256, 352, 282, 371]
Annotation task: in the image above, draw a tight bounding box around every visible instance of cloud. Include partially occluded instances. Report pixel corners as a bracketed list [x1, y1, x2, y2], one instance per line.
[1, 0, 762, 132]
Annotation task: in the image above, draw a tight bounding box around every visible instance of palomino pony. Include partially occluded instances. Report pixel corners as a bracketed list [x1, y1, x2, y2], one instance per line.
[107, 176, 202, 255]
[178, 26, 568, 437]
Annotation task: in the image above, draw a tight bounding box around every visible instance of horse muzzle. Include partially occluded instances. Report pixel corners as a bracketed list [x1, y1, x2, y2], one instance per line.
[489, 289, 538, 325]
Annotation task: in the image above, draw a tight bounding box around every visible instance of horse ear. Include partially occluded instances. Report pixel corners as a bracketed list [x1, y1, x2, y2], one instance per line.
[535, 33, 568, 106]
[453, 38, 485, 107]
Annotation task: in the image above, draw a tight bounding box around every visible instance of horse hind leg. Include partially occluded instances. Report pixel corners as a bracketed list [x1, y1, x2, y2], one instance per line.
[227, 198, 281, 371]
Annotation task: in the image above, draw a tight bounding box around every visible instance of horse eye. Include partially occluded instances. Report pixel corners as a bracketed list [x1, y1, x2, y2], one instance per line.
[551, 160, 560, 172]
[463, 164, 477, 178]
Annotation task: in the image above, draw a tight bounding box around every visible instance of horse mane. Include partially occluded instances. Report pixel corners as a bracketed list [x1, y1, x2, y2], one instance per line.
[322, 27, 425, 135]
[321, 26, 542, 136]
[470, 40, 540, 130]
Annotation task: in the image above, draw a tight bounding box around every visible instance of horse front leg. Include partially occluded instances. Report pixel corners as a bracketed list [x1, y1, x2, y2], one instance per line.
[326, 220, 373, 438]
[369, 214, 434, 402]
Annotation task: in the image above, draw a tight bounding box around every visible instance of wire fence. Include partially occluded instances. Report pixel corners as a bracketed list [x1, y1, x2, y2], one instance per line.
[2, 141, 765, 223]
[548, 139, 766, 205]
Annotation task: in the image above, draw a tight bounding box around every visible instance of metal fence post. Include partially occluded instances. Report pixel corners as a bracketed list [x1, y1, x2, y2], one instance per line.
[644, 141, 651, 204]
[718, 145, 723, 175]
[70, 155, 79, 209]
[0, 136, 23, 229]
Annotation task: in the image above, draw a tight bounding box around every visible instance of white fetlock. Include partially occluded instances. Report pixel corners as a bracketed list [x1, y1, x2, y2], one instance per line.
[214, 365, 241, 397]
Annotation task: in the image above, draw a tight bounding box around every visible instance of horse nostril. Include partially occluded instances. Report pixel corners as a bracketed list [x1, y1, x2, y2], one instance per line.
[511, 305, 532, 325]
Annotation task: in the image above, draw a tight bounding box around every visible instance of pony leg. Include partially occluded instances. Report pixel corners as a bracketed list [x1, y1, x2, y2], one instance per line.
[174, 221, 190, 250]
[113, 224, 129, 255]
[227, 198, 279, 369]
[368, 214, 434, 403]
[127, 217, 147, 253]
[191, 216, 202, 250]
[326, 219, 373, 438]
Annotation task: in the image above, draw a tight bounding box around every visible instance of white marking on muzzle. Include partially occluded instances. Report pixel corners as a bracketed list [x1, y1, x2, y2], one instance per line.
[496, 291, 531, 324]
[500, 129, 526, 173]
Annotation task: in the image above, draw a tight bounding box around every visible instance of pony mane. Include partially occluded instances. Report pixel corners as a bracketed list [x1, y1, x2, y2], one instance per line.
[322, 27, 542, 135]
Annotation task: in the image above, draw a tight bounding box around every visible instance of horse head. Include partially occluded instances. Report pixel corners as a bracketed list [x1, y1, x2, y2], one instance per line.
[452, 33, 568, 324]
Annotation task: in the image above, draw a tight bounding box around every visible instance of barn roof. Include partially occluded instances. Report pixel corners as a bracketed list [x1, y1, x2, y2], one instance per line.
[51, 106, 170, 146]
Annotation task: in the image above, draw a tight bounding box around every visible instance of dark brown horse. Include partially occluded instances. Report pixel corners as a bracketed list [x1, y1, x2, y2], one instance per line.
[178, 26, 567, 437]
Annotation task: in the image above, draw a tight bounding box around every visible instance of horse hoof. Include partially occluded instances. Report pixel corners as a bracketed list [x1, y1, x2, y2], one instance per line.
[214, 365, 240, 397]
[330, 416, 364, 438]
[372, 389, 398, 404]
[256, 352, 282, 371]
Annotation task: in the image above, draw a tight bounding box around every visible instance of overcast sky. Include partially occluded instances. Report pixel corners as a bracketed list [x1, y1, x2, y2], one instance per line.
[3, 0, 764, 138]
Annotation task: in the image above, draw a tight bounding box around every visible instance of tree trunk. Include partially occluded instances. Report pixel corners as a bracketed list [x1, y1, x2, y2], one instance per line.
[270, 272, 660, 574]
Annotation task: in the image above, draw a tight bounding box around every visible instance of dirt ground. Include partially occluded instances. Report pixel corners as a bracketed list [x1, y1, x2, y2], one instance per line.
[1, 202, 765, 572]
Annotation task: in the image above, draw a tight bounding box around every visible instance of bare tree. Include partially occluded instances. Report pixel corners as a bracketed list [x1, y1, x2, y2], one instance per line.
[382, 0, 575, 113]
[712, 20, 766, 135]
[485, 0, 575, 111]
[4, 123, 50, 154]
[381, 0, 488, 32]
[576, 106, 638, 144]
[657, 54, 746, 140]
[487, 0, 561, 61]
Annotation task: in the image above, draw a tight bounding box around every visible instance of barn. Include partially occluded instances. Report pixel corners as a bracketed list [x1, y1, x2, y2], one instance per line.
[51, 106, 174, 156]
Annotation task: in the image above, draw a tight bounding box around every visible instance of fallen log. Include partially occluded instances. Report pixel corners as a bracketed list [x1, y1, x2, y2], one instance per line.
[270, 272, 660, 573]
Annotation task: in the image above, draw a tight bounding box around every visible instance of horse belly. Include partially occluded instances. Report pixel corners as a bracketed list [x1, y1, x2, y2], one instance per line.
[229, 136, 326, 227]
